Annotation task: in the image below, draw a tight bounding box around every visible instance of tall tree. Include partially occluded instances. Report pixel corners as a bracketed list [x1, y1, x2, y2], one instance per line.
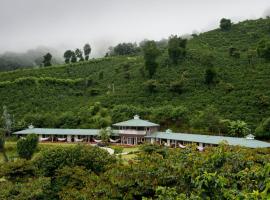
[205, 67, 217, 85]
[257, 39, 270, 61]
[83, 44, 91, 60]
[0, 128, 8, 162]
[42, 53, 52, 66]
[168, 35, 187, 64]
[70, 51, 77, 63]
[2, 106, 12, 135]
[143, 41, 160, 78]
[75, 49, 84, 62]
[63, 50, 72, 64]
[220, 18, 232, 31]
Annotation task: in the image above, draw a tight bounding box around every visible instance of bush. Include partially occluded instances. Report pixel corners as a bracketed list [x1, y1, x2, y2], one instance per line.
[169, 80, 184, 94]
[257, 39, 270, 61]
[255, 117, 270, 138]
[144, 80, 158, 93]
[205, 67, 217, 85]
[17, 134, 39, 160]
[34, 145, 116, 176]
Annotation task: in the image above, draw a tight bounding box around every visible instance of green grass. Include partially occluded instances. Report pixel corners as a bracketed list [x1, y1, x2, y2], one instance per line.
[122, 146, 139, 153]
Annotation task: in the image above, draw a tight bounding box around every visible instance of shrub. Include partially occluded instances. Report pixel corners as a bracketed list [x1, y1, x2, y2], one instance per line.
[17, 134, 39, 160]
[144, 80, 158, 93]
[229, 47, 240, 58]
[255, 117, 270, 138]
[257, 39, 270, 61]
[34, 145, 116, 176]
[205, 67, 217, 85]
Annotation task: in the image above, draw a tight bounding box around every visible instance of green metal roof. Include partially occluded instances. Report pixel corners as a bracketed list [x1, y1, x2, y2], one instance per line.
[146, 132, 270, 148]
[13, 128, 119, 136]
[113, 115, 159, 127]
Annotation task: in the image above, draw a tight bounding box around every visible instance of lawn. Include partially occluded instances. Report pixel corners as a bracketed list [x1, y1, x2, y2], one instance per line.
[122, 146, 139, 153]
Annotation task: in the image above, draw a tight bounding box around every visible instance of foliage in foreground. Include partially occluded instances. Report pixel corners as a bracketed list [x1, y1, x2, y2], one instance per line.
[17, 134, 38, 160]
[0, 144, 270, 199]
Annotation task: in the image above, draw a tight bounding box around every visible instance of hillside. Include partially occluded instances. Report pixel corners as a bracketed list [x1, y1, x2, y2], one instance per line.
[1, 18, 270, 134]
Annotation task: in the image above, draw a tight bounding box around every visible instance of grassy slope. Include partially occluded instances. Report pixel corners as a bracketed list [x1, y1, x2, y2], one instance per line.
[0, 18, 270, 129]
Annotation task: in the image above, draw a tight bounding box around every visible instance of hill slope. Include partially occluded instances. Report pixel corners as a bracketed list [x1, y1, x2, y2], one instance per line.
[1, 18, 270, 133]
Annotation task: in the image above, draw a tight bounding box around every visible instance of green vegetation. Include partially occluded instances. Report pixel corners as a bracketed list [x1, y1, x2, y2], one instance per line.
[16, 134, 38, 160]
[42, 53, 52, 67]
[220, 18, 232, 31]
[0, 18, 270, 138]
[168, 35, 187, 64]
[1, 143, 270, 199]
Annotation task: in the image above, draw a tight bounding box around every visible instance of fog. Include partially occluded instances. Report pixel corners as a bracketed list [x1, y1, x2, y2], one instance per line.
[0, 0, 270, 57]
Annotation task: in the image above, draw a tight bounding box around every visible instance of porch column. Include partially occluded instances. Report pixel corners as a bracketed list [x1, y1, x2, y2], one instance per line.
[67, 135, 71, 143]
[38, 135, 42, 142]
[150, 138, 154, 144]
[167, 139, 170, 146]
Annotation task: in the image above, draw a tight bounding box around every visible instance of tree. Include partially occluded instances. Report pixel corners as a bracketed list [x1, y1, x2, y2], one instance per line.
[247, 49, 257, 65]
[205, 67, 217, 85]
[220, 18, 232, 31]
[42, 53, 52, 66]
[17, 134, 39, 160]
[257, 39, 270, 61]
[109, 43, 139, 56]
[70, 51, 77, 63]
[190, 106, 221, 133]
[83, 43, 91, 60]
[0, 128, 8, 162]
[168, 35, 187, 64]
[143, 41, 160, 78]
[2, 106, 12, 135]
[255, 117, 270, 138]
[34, 145, 116, 176]
[228, 120, 250, 137]
[98, 128, 111, 144]
[63, 50, 72, 64]
[75, 49, 84, 62]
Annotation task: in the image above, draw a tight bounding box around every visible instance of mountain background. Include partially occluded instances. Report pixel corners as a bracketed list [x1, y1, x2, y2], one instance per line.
[0, 17, 270, 137]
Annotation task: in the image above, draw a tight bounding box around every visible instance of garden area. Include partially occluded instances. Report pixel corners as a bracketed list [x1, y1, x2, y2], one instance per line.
[1, 134, 270, 199]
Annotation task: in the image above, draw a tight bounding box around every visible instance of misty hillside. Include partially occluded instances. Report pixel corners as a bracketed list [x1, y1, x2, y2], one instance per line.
[1, 18, 270, 135]
[0, 47, 62, 71]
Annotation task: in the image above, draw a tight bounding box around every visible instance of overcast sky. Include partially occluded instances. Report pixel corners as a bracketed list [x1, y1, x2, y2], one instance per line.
[0, 0, 270, 56]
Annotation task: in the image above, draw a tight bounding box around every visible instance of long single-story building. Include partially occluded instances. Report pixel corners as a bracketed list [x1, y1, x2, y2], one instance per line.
[13, 115, 270, 149]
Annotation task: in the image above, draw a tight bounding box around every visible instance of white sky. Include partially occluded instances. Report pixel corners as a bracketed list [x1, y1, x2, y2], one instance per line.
[0, 0, 270, 56]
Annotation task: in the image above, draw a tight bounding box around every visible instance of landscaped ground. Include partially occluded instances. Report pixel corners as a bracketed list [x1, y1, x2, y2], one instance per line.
[0, 142, 140, 163]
